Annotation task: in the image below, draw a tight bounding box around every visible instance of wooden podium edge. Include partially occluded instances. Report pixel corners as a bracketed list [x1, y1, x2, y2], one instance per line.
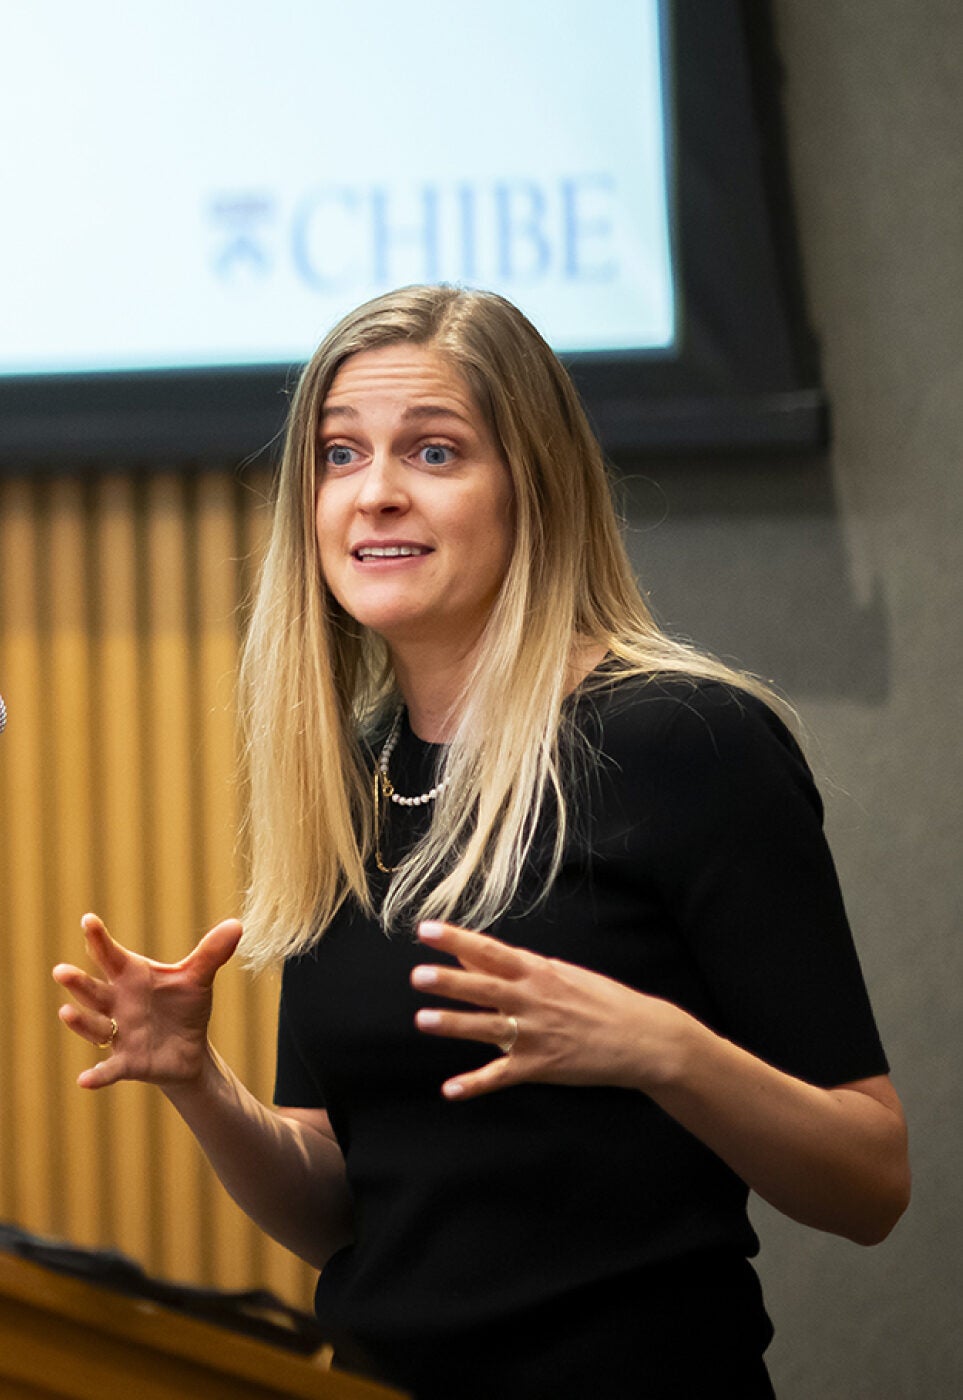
[0, 1253, 407, 1399]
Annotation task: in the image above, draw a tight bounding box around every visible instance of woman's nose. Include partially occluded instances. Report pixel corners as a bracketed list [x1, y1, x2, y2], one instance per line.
[356, 451, 409, 513]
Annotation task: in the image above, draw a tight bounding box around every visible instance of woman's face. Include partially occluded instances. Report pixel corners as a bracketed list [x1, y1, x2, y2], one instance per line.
[315, 344, 514, 656]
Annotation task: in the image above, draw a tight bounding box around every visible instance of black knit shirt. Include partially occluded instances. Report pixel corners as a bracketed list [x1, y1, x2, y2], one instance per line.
[274, 674, 887, 1383]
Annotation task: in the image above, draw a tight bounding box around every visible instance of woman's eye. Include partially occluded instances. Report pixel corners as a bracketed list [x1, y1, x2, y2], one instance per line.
[324, 444, 356, 468]
[419, 444, 455, 467]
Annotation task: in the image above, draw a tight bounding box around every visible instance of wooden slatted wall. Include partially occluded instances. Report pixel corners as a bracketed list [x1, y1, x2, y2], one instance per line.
[0, 469, 316, 1310]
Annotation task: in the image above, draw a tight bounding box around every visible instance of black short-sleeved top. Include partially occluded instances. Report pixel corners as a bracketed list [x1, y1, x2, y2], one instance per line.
[274, 674, 888, 1359]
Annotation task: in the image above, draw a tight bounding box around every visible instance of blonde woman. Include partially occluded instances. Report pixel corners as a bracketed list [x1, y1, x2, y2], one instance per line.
[55, 287, 909, 1399]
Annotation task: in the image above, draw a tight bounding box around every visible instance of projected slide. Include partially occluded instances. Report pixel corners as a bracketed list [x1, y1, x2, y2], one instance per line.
[1, 1, 674, 376]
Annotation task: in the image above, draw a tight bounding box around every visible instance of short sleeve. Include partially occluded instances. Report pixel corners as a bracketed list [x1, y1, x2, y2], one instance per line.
[273, 960, 327, 1108]
[638, 682, 888, 1088]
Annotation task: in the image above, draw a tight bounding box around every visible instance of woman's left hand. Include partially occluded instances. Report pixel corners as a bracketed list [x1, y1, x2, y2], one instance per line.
[411, 920, 690, 1100]
[411, 923, 911, 1244]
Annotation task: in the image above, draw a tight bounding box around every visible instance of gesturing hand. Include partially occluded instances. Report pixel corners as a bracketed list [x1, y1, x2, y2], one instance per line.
[411, 920, 691, 1101]
[53, 913, 243, 1090]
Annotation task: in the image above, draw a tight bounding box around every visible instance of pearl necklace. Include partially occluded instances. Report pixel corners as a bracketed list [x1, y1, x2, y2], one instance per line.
[373, 707, 449, 873]
[377, 707, 449, 806]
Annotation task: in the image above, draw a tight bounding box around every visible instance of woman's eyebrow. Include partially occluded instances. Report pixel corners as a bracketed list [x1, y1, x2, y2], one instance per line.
[319, 405, 471, 426]
[401, 405, 473, 426]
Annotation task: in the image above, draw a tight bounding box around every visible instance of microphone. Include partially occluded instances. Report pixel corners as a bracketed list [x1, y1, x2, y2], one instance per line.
[0, 694, 6, 733]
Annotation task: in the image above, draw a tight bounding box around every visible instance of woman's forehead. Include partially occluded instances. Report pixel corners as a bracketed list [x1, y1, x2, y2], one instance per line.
[322, 344, 477, 420]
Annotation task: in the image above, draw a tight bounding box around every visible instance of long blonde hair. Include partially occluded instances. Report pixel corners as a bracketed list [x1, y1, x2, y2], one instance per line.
[238, 285, 784, 969]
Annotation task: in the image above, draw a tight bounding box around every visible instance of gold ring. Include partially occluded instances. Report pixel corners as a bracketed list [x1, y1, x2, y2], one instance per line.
[97, 1017, 118, 1050]
[497, 1014, 519, 1056]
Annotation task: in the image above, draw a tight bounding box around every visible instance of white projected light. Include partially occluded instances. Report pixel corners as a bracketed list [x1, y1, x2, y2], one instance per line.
[1, 1, 674, 377]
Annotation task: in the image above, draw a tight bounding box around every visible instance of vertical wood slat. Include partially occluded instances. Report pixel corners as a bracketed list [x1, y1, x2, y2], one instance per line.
[144, 474, 205, 1284]
[0, 481, 52, 1233]
[196, 470, 255, 1290]
[0, 467, 315, 1311]
[47, 477, 97, 1247]
[92, 473, 155, 1269]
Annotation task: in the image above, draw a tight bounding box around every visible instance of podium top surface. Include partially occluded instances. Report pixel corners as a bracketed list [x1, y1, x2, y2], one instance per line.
[0, 1251, 407, 1400]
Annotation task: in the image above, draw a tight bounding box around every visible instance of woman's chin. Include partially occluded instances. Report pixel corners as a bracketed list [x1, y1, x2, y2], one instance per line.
[364, 612, 485, 660]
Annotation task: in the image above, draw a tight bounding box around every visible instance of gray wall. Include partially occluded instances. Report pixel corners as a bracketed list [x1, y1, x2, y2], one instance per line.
[619, 5, 962, 1396]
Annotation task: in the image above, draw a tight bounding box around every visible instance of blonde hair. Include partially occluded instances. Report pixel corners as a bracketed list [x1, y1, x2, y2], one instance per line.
[238, 285, 786, 970]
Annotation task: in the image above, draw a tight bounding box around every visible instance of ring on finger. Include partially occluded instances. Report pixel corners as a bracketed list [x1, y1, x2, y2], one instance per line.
[496, 1013, 519, 1057]
[96, 1017, 118, 1050]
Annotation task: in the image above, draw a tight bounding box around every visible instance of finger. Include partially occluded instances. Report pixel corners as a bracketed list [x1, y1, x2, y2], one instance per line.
[81, 913, 128, 980]
[77, 1055, 128, 1091]
[410, 963, 508, 1009]
[441, 1057, 516, 1102]
[415, 1007, 513, 1048]
[182, 919, 243, 987]
[52, 964, 112, 1014]
[58, 1002, 117, 1049]
[417, 921, 527, 978]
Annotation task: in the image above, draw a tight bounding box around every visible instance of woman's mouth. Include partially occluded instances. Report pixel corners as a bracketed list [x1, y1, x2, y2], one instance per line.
[352, 544, 433, 561]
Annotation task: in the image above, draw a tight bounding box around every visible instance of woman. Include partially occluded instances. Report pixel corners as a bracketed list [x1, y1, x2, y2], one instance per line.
[54, 286, 909, 1399]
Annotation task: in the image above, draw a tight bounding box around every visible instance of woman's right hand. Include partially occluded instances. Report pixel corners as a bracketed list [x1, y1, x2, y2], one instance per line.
[53, 913, 243, 1090]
